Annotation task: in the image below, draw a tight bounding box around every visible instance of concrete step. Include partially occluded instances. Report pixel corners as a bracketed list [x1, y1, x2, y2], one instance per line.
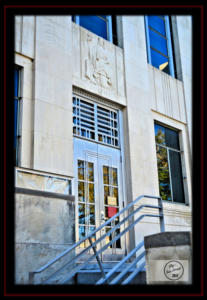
[75, 269, 146, 285]
[75, 262, 146, 284]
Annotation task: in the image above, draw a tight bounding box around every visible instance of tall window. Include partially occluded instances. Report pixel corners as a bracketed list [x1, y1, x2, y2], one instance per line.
[145, 15, 175, 77]
[154, 123, 185, 204]
[72, 15, 116, 43]
[14, 67, 21, 165]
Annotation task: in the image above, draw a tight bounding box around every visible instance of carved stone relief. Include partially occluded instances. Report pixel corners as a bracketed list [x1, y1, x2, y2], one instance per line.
[82, 31, 114, 90]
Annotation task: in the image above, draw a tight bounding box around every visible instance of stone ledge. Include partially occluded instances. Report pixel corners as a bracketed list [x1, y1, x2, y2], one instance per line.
[144, 231, 191, 249]
[15, 187, 75, 202]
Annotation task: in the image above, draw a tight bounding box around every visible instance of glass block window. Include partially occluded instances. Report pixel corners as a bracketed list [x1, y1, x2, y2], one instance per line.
[73, 96, 119, 147]
[155, 123, 185, 203]
[72, 15, 114, 43]
[14, 66, 22, 165]
[145, 16, 175, 77]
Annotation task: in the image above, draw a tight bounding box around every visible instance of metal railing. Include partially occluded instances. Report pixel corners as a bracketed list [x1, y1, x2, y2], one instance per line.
[29, 194, 165, 284]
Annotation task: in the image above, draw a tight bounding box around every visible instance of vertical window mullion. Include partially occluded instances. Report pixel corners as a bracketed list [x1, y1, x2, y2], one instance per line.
[145, 16, 152, 64]
[164, 16, 175, 77]
[106, 16, 113, 43]
[74, 15, 80, 25]
[167, 147, 174, 202]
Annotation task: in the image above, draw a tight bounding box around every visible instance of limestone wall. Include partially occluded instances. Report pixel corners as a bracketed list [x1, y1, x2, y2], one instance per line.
[15, 189, 75, 284]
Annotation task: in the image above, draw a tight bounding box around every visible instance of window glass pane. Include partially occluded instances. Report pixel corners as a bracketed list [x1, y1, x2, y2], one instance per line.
[79, 16, 107, 40]
[165, 127, 180, 150]
[148, 16, 166, 36]
[14, 69, 19, 150]
[151, 48, 169, 72]
[14, 99, 18, 149]
[156, 145, 172, 201]
[149, 28, 168, 56]
[155, 123, 166, 145]
[14, 69, 19, 97]
[78, 181, 85, 202]
[169, 150, 185, 203]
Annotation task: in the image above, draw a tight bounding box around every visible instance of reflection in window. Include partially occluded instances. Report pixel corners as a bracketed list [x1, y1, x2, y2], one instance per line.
[156, 145, 172, 201]
[103, 165, 121, 248]
[77, 160, 95, 246]
[145, 16, 175, 77]
[155, 123, 185, 203]
[72, 15, 118, 45]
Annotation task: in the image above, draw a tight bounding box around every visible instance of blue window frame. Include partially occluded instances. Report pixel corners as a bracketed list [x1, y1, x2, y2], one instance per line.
[72, 15, 113, 42]
[145, 16, 175, 77]
[14, 67, 21, 165]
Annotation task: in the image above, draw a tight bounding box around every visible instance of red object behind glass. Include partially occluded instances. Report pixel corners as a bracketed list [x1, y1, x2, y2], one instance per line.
[107, 206, 117, 218]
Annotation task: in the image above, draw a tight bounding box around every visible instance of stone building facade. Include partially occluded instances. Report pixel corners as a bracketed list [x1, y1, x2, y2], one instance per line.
[14, 15, 192, 284]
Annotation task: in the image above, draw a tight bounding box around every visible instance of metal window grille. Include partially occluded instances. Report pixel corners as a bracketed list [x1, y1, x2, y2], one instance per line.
[73, 96, 119, 147]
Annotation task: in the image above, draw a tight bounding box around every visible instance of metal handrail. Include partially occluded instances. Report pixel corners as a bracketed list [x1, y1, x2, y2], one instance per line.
[96, 240, 145, 285]
[29, 194, 164, 284]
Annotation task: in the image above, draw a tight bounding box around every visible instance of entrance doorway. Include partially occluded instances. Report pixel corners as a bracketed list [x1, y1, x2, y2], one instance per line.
[74, 137, 125, 260]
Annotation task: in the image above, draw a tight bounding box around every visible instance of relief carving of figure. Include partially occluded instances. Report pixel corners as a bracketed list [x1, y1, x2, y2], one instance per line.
[84, 34, 112, 89]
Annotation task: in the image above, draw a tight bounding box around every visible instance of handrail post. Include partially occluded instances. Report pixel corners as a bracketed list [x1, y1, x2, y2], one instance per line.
[29, 272, 35, 284]
[88, 237, 107, 282]
[158, 197, 165, 232]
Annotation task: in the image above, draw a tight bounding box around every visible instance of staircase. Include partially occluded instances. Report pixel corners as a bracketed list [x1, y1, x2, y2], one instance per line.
[29, 195, 165, 285]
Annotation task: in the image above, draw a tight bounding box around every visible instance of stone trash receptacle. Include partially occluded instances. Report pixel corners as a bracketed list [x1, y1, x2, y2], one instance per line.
[144, 231, 192, 285]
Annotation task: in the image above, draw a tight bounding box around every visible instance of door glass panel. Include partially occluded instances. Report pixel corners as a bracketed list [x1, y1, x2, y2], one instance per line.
[103, 166, 109, 184]
[77, 160, 95, 247]
[87, 162, 94, 181]
[89, 204, 95, 225]
[78, 160, 85, 180]
[112, 168, 118, 186]
[105, 224, 121, 249]
[88, 183, 95, 203]
[103, 166, 121, 248]
[112, 187, 118, 203]
[104, 185, 110, 205]
[78, 181, 85, 202]
[79, 226, 85, 240]
[78, 204, 85, 224]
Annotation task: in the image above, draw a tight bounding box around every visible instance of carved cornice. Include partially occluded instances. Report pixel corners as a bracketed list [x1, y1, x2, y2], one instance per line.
[72, 86, 123, 110]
